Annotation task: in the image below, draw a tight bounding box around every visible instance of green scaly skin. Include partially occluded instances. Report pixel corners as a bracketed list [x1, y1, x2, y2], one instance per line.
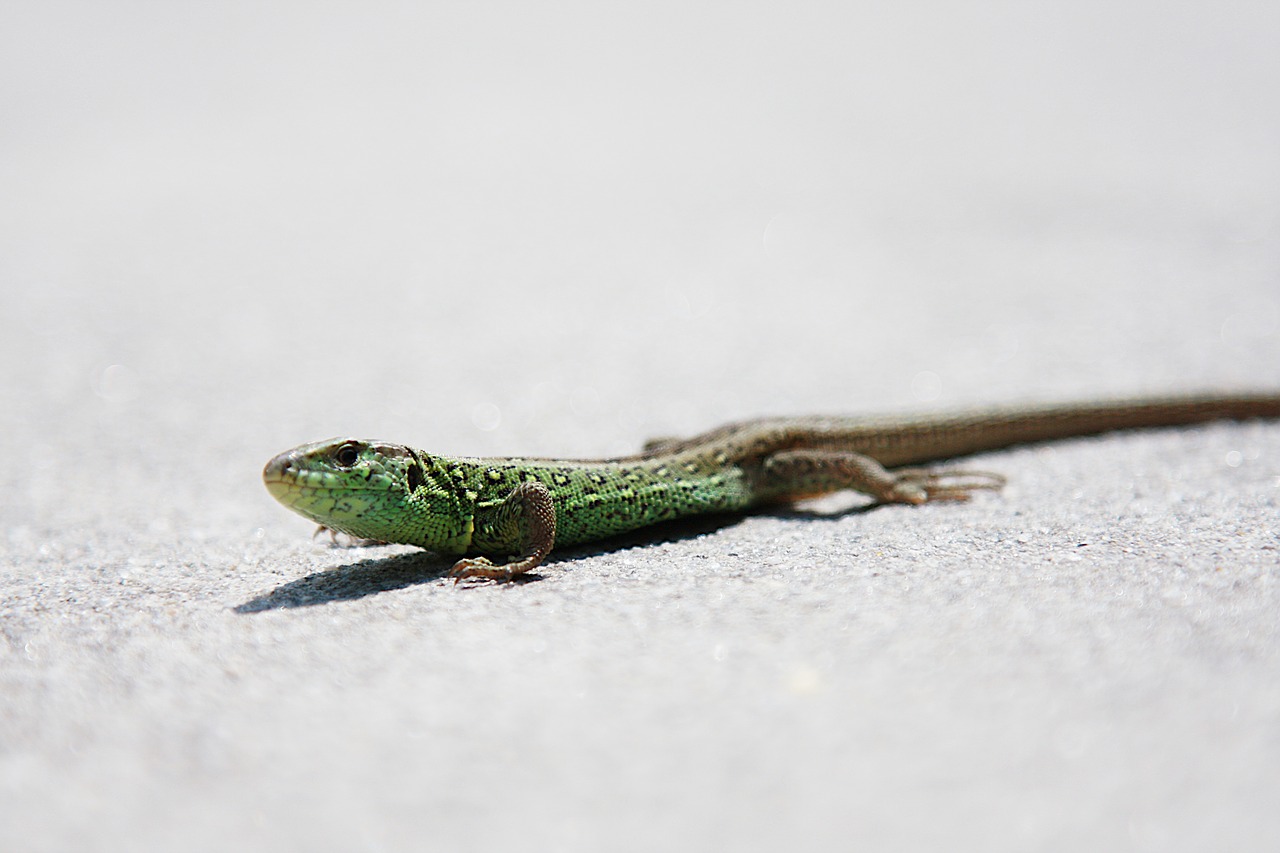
[263, 393, 1280, 582]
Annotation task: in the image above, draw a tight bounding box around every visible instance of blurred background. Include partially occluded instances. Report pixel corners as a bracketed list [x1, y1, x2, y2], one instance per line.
[5, 0, 1276, 463]
[3, 2, 1279, 850]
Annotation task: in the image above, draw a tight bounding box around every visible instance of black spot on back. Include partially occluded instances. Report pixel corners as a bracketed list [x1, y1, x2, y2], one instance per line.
[406, 464, 424, 493]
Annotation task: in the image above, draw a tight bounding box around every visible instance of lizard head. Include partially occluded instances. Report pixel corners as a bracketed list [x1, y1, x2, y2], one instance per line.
[263, 438, 473, 553]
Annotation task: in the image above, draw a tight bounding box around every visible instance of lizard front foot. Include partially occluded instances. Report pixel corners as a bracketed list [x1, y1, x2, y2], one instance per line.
[448, 556, 553, 584]
[450, 481, 557, 583]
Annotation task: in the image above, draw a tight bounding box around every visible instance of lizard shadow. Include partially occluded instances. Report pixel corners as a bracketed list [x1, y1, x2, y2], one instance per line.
[233, 550, 460, 613]
[559, 499, 880, 559]
[234, 500, 881, 613]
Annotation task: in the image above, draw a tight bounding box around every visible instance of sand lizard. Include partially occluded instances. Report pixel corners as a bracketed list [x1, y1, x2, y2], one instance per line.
[263, 393, 1280, 581]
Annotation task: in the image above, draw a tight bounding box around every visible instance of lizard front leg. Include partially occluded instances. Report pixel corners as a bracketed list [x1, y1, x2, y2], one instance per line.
[757, 449, 1006, 504]
[448, 481, 557, 583]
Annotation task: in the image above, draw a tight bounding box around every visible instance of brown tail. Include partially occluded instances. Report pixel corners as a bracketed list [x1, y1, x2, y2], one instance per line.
[862, 393, 1280, 466]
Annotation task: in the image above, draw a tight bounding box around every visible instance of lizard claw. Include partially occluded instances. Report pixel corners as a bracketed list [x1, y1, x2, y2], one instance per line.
[448, 557, 514, 584]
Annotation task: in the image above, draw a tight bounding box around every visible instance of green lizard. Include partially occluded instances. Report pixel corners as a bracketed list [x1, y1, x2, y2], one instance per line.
[263, 394, 1280, 582]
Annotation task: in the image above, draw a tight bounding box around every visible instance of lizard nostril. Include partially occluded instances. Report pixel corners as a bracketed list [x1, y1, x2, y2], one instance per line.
[263, 451, 294, 480]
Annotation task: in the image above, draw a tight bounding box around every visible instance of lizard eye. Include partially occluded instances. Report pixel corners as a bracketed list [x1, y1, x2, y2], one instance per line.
[334, 443, 361, 468]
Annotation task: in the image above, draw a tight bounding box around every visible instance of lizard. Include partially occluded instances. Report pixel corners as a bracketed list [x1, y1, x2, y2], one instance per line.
[262, 393, 1280, 582]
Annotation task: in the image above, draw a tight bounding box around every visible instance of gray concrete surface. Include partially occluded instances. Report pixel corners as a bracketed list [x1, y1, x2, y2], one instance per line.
[3, 3, 1279, 851]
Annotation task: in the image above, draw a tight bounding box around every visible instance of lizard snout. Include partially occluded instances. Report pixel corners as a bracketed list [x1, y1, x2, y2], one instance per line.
[262, 449, 298, 483]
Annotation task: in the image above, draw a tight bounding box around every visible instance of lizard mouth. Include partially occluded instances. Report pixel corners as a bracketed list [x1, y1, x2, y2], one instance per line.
[262, 450, 303, 496]
[263, 450, 334, 506]
[262, 452, 303, 505]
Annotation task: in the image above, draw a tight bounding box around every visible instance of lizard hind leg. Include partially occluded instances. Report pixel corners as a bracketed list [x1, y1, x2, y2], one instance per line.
[758, 449, 1005, 506]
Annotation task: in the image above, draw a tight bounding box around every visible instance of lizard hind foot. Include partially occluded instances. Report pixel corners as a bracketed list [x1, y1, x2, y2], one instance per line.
[887, 468, 1007, 503]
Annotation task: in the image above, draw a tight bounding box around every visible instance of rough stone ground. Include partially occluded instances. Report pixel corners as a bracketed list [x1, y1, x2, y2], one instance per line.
[3, 4, 1279, 851]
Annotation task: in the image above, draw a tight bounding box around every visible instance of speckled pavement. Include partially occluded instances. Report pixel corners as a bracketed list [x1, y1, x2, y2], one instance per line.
[3, 5, 1279, 851]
